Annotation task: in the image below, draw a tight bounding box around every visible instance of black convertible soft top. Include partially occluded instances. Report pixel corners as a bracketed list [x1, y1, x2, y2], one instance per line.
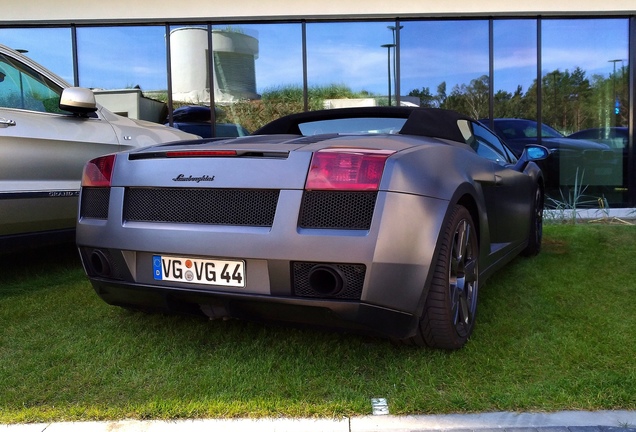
[253, 107, 474, 144]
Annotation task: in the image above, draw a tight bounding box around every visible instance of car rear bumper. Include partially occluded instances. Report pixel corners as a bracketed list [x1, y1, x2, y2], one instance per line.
[88, 277, 420, 339]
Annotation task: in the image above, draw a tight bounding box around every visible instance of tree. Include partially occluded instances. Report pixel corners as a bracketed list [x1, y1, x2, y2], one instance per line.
[408, 87, 437, 108]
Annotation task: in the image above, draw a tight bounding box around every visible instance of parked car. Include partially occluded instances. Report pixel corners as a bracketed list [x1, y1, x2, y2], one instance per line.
[76, 107, 548, 349]
[166, 105, 250, 138]
[483, 118, 614, 187]
[0, 43, 198, 252]
[568, 126, 629, 188]
[568, 127, 628, 149]
[483, 118, 610, 157]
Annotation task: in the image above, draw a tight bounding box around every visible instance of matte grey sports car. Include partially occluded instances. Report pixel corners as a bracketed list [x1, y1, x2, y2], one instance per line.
[76, 107, 549, 349]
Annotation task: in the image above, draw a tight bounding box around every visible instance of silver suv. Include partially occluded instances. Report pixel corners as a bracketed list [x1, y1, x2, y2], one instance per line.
[0, 44, 198, 252]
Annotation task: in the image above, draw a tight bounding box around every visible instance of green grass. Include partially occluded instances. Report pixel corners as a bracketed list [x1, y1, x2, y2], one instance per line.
[1, 225, 635, 424]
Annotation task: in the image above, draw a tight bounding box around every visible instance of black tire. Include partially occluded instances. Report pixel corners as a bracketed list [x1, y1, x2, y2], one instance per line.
[408, 205, 479, 350]
[521, 185, 544, 257]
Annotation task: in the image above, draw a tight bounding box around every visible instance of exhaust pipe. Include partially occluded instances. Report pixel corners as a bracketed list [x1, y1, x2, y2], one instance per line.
[308, 265, 345, 296]
[90, 250, 112, 277]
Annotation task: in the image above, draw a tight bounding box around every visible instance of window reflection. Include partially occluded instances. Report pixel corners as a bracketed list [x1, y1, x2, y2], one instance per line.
[493, 20, 537, 120]
[77, 26, 167, 91]
[167, 23, 303, 136]
[0, 28, 73, 84]
[306, 22, 398, 110]
[402, 20, 489, 118]
[0, 52, 64, 113]
[215, 23, 303, 132]
[541, 19, 629, 206]
[0, 16, 632, 206]
[76, 26, 168, 123]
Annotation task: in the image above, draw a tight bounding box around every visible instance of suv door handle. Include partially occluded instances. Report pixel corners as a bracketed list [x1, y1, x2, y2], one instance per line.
[0, 118, 16, 128]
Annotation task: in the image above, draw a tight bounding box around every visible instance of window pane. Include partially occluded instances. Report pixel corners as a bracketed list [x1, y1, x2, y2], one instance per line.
[0, 52, 63, 112]
[76, 26, 168, 123]
[0, 28, 73, 84]
[167, 24, 303, 136]
[541, 19, 629, 206]
[216, 23, 303, 131]
[493, 20, 537, 120]
[306, 22, 397, 110]
[402, 20, 489, 118]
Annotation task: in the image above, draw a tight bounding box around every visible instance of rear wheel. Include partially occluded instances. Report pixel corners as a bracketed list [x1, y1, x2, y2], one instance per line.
[409, 205, 479, 349]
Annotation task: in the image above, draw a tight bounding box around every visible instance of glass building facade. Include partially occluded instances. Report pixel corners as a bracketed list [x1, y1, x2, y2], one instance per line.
[0, 16, 634, 207]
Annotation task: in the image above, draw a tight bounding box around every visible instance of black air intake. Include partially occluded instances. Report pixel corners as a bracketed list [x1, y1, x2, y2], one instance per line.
[80, 187, 110, 219]
[124, 188, 279, 227]
[298, 191, 376, 230]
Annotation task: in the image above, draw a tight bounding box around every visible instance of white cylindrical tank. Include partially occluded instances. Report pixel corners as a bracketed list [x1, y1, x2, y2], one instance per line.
[170, 27, 259, 103]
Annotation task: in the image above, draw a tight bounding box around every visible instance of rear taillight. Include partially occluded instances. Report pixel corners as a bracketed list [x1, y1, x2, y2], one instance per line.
[305, 148, 394, 191]
[82, 154, 115, 187]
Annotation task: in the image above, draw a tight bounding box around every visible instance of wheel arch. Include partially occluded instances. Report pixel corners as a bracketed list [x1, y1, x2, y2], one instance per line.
[456, 193, 481, 249]
[410, 185, 486, 327]
[448, 182, 489, 260]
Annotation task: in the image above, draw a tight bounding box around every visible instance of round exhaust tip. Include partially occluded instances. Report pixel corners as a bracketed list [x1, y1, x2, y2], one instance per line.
[308, 265, 345, 296]
[90, 250, 111, 277]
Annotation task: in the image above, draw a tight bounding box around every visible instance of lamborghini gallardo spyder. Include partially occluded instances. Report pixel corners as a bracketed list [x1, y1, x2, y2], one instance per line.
[76, 107, 549, 349]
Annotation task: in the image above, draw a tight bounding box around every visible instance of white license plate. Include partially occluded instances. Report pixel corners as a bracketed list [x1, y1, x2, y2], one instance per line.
[153, 255, 245, 288]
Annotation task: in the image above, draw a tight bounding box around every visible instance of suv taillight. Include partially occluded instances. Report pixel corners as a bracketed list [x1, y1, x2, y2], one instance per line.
[305, 148, 394, 191]
[82, 154, 115, 187]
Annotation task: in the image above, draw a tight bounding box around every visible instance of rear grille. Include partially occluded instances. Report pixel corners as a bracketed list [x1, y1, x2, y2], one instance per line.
[80, 187, 110, 219]
[292, 262, 366, 300]
[124, 188, 279, 227]
[298, 191, 377, 230]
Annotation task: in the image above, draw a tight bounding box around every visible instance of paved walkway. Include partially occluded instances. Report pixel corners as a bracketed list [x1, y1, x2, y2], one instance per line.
[2, 410, 636, 431]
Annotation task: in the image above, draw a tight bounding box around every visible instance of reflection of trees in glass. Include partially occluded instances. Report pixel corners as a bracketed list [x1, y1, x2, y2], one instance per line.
[408, 82, 447, 108]
[494, 86, 528, 119]
[221, 84, 374, 131]
[446, 75, 490, 119]
[407, 64, 629, 133]
[536, 67, 591, 133]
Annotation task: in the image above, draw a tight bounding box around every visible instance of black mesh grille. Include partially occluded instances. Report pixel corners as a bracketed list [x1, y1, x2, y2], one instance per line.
[292, 262, 366, 300]
[80, 187, 110, 219]
[298, 191, 377, 230]
[124, 188, 279, 227]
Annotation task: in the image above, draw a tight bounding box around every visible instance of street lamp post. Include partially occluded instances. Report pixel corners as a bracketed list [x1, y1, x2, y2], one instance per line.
[381, 44, 395, 106]
[387, 25, 403, 105]
[608, 59, 622, 121]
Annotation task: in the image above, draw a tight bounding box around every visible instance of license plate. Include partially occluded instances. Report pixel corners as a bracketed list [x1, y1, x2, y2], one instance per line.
[153, 255, 245, 288]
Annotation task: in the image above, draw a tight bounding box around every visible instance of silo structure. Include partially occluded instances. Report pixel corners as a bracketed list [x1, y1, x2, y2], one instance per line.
[170, 27, 259, 104]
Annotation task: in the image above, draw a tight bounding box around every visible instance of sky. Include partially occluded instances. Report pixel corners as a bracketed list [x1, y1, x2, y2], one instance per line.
[0, 18, 629, 97]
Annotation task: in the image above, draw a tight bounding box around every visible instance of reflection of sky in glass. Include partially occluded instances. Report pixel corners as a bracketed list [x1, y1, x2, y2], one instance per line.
[306, 22, 396, 93]
[541, 19, 628, 77]
[0, 27, 73, 83]
[400, 20, 489, 95]
[494, 20, 537, 93]
[76, 26, 167, 90]
[0, 18, 629, 95]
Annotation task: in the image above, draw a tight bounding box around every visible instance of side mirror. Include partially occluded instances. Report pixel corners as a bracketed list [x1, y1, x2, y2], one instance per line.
[525, 144, 550, 161]
[513, 144, 550, 171]
[59, 87, 98, 115]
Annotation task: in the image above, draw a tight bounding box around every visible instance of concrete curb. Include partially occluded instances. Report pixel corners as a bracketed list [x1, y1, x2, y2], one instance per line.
[353, 410, 636, 431]
[2, 411, 636, 432]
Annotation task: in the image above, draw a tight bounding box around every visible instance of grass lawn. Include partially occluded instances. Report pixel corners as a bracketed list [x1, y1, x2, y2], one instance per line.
[1, 224, 635, 424]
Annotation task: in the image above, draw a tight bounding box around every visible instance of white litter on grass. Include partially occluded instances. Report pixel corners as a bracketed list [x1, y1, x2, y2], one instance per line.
[371, 398, 389, 415]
